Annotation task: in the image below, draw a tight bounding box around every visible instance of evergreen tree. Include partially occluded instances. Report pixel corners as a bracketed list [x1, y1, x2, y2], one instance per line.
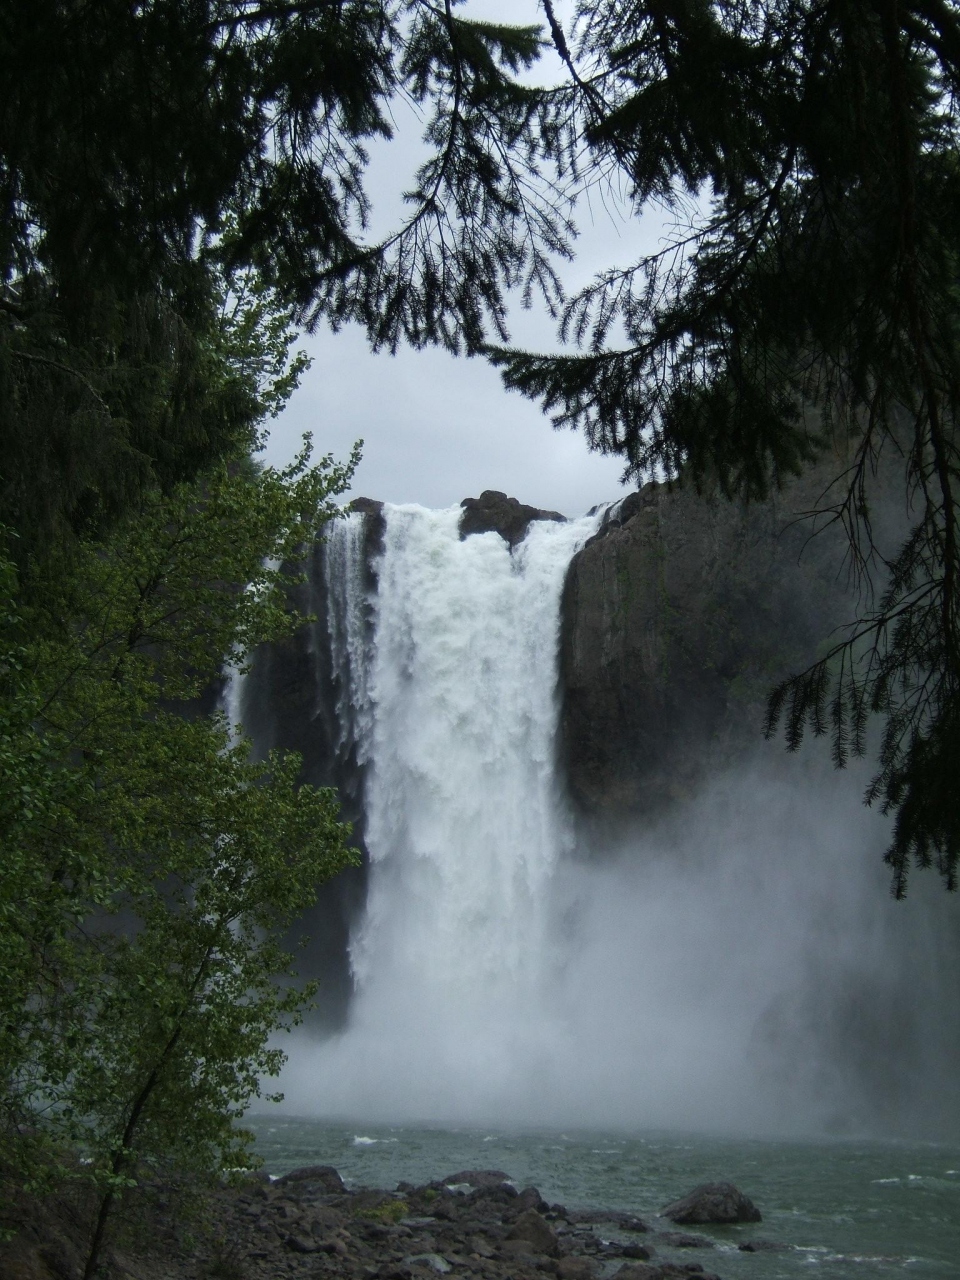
[0, 449, 360, 1269]
[0, 1, 567, 550]
[487, 0, 960, 896]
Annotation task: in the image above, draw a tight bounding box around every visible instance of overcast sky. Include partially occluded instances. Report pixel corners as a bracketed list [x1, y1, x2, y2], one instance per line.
[259, 0, 670, 517]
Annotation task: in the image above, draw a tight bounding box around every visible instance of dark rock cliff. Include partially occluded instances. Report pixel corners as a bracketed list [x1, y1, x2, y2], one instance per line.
[238, 501, 385, 1027]
[560, 448, 907, 821]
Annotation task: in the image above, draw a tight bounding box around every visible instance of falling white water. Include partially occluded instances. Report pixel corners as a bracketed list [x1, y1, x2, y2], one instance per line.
[218, 556, 285, 748]
[323, 512, 372, 755]
[305, 503, 599, 1117]
[220, 659, 247, 748]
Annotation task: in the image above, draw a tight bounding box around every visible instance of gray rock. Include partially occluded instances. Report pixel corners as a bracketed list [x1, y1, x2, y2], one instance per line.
[309, 1206, 347, 1232]
[567, 1210, 649, 1232]
[656, 1232, 714, 1248]
[622, 1242, 654, 1259]
[459, 490, 565, 547]
[513, 1186, 551, 1214]
[560, 449, 906, 820]
[468, 1234, 496, 1258]
[285, 1232, 321, 1253]
[505, 1208, 560, 1256]
[273, 1164, 346, 1194]
[403, 1253, 451, 1273]
[614, 1264, 662, 1280]
[556, 1257, 598, 1279]
[429, 1199, 458, 1221]
[660, 1182, 762, 1225]
[350, 496, 386, 557]
[501, 1239, 539, 1259]
[622, 1216, 650, 1233]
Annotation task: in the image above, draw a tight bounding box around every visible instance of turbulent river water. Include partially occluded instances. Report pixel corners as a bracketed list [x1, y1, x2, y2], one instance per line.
[245, 1119, 960, 1280]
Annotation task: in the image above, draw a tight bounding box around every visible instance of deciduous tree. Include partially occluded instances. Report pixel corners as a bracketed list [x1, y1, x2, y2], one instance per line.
[0, 451, 359, 1272]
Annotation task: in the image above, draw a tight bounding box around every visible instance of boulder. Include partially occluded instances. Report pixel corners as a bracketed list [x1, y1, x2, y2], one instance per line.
[656, 1232, 714, 1248]
[349, 495, 386, 557]
[463, 1182, 519, 1213]
[459, 491, 565, 548]
[285, 1233, 321, 1253]
[272, 1163, 346, 1193]
[501, 1238, 539, 1260]
[505, 1208, 560, 1256]
[567, 1209, 648, 1232]
[403, 1253, 451, 1273]
[429, 1199, 458, 1221]
[468, 1234, 496, 1258]
[660, 1182, 761, 1224]
[614, 1265, 662, 1280]
[309, 1206, 347, 1232]
[622, 1243, 654, 1259]
[513, 1186, 551, 1214]
[557, 1258, 598, 1279]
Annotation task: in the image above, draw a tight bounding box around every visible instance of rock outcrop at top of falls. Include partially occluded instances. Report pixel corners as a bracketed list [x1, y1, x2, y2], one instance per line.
[459, 490, 566, 547]
[347, 491, 568, 555]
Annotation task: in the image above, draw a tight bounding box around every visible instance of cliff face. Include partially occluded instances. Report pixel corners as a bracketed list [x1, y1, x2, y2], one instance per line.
[560, 453, 905, 820]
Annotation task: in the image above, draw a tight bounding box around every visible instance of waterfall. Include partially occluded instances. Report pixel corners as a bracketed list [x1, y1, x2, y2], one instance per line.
[304, 503, 599, 1118]
[271, 503, 960, 1138]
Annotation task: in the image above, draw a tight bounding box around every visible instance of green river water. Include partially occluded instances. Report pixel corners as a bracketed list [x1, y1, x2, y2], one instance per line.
[245, 1118, 960, 1279]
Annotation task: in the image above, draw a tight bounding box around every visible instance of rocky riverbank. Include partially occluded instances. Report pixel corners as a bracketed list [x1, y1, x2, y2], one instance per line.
[2, 1166, 780, 1280]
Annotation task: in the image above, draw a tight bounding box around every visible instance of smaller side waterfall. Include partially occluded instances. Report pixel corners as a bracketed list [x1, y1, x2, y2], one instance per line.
[324, 511, 372, 758]
[219, 661, 247, 748]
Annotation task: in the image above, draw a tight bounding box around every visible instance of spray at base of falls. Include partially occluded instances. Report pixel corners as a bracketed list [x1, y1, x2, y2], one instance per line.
[267, 503, 959, 1138]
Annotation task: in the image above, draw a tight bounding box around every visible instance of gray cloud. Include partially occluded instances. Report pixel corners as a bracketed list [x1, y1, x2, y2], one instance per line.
[260, 0, 678, 516]
[261, 327, 629, 517]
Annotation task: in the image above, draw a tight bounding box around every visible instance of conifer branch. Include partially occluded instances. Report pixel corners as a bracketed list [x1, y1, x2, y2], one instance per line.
[10, 350, 110, 413]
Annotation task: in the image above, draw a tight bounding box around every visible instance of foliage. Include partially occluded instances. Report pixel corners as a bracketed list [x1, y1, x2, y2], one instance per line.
[354, 1199, 408, 1223]
[7, 0, 944, 892]
[2, 6, 376, 1266]
[0, 450, 360, 1273]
